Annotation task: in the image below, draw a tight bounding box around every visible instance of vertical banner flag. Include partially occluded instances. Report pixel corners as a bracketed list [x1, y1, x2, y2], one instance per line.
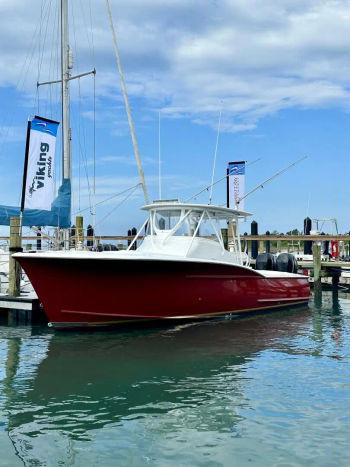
[227, 161, 245, 210]
[22, 116, 59, 211]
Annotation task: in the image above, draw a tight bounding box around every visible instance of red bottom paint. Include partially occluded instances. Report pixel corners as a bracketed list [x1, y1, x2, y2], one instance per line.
[17, 257, 310, 328]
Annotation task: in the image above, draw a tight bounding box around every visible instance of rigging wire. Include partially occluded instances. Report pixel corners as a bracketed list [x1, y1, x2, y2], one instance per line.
[71, 0, 80, 214]
[71, 0, 96, 219]
[37, 0, 44, 113]
[92, 68, 96, 225]
[47, 0, 58, 119]
[0, 0, 48, 160]
[93, 184, 141, 229]
[77, 77, 93, 214]
[74, 183, 142, 215]
[79, 0, 95, 61]
[88, 0, 96, 63]
[37, 0, 53, 116]
[54, 0, 61, 190]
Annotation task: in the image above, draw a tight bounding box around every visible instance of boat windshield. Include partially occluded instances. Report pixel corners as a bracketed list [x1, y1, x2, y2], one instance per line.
[149, 208, 222, 242]
[154, 210, 182, 231]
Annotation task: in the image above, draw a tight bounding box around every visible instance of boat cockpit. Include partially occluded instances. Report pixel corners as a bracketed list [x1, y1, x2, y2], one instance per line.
[128, 200, 251, 265]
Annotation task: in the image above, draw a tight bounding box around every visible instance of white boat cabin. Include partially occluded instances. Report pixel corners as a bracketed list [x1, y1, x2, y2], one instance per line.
[128, 200, 251, 265]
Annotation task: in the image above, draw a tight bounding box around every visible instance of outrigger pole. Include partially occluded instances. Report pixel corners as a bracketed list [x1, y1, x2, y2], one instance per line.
[236, 155, 308, 206]
[105, 0, 150, 204]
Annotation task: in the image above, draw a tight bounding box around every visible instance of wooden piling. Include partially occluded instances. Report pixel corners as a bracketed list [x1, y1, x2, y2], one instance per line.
[312, 243, 322, 284]
[8, 217, 22, 297]
[265, 231, 271, 253]
[75, 216, 84, 249]
[251, 221, 258, 259]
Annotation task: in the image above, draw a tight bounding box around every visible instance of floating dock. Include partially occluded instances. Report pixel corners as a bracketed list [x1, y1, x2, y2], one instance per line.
[0, 293, 45, 324]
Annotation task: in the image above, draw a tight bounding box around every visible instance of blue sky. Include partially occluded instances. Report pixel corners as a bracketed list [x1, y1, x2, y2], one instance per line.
[0, 0, 350, 236]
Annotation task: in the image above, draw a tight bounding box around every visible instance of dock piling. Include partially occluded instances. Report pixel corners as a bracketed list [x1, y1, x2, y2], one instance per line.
[304, 217, 312, 255]
[312, 243, 322, 284]
[8, 217, 22, 297]
[251, 221, 258, 259]
[75, 216, 84, 249]
[265, 231, 271, 253]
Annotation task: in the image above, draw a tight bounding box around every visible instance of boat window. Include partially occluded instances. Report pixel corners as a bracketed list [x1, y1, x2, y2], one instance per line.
[154, 210, 182, 231]
[144, 220, 151, 235]
[198, 216, 221, 242]
[150, 208, 225, 241]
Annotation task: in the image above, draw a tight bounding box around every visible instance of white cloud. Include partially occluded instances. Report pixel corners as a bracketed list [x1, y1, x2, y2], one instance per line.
[1, 0, 350, 132]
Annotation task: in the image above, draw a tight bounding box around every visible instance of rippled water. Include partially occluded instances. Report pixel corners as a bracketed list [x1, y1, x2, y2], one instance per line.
[1, 291, 350, 466]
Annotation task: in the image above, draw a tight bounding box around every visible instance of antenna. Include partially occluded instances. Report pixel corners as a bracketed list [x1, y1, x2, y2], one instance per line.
[158, 110, 162, 199]
[209, 109, 222, 204]
[236, 155, 308, 206]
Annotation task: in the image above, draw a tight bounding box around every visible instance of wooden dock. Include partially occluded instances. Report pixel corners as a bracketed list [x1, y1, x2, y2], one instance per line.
[0, 293, 45, 324]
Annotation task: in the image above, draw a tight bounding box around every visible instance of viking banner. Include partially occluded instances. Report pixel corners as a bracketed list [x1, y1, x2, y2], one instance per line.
[227, 161, 245, 210]
[21, 116, 59, 211]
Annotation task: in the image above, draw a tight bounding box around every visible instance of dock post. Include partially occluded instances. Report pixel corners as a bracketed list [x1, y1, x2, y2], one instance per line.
[265, 231, 271, 253]
[304, 217, 312, 255]
[36, 227, 42, 251]
[75, 216, 84, 249]
[330, 268, 341, 289]
[312, 243, 322, 286]
[87, 224, 94, 248]
[8, 217, 22, 297]
[131, 227, 137, 250]
[251, 220, 258, 259]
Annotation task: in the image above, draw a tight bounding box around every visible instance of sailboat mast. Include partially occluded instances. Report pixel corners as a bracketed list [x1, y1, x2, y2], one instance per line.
[61, 0, 71, 180]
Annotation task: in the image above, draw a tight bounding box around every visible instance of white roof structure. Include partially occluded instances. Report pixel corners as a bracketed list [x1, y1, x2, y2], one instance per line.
[142, 200, 252, 220]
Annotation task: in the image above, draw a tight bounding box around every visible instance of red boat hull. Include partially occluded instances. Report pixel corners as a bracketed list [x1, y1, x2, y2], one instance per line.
[17, 257, 310, 328]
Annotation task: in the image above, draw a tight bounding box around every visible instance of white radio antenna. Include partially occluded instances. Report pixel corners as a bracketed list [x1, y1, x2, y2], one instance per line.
[209, 109, 222, 204]
[158, 110, 162, 199]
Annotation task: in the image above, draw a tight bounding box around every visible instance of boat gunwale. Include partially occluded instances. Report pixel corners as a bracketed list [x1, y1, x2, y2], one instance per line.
[14, 251, 309, 280]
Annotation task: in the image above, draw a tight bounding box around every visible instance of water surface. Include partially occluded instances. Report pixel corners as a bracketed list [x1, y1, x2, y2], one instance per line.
[1, 291, 350, 466]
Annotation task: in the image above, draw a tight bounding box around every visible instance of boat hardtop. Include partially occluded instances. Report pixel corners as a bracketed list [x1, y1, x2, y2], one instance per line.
[142, 199, 252, 219]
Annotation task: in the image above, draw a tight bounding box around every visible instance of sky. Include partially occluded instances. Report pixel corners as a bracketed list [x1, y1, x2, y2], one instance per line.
[0, 0, 350, 237]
